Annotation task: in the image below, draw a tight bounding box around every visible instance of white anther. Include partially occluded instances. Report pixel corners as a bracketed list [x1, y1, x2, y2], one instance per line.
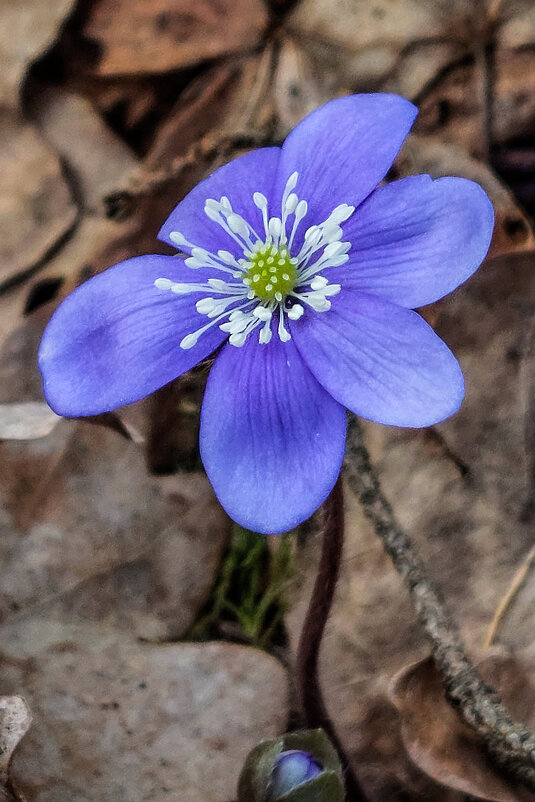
[310, 276, 328, 290]
[217, 250, 237, 264]
[295, 200, 308, 219]
[253, 306, 272, 321]
[268, 217, 282, 241]
[204, 206, 221, 223]
[196, 298, 216, 315]
[321, 224, 343, 244]
[185, 257, 206, 269]
[287, 303, 304, 320]
[253, 192, 268, 210]
[304, 225, 320, 242]
[154, 278, 173, 290]
[220, 196, 232, 212]
[206, 278, 230, 291]
[180, 332, 200, 349]
[227, 214, 250, 237]
[327, 204, 355, 225]
[169, 231, 188, 247]
[285, 193, 299, 214]
[229, 331, 248, 347]
[284, 172, 299, 194]
[220, 316, 248, 334]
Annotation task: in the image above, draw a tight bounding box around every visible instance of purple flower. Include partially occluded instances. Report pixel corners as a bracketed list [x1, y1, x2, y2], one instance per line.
[38, 94, 494, 534]
[268, 750, 323, 798]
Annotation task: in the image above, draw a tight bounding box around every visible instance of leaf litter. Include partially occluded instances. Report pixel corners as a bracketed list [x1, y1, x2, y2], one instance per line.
[1, 0, 535, 800]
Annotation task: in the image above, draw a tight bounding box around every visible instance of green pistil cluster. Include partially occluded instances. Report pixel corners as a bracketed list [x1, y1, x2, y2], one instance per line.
[243, 243, 298, 302]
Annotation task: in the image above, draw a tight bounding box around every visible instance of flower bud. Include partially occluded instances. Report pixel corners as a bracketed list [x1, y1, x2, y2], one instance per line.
[237, 728, 344, 802]
[268, 750, 322, 797]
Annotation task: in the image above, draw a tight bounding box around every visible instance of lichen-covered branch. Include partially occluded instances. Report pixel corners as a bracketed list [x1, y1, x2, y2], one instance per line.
[344, 415, 535, 791]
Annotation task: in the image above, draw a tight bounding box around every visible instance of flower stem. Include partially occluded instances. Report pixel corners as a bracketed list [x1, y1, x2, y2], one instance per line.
[345, 415, 535, 791]
[296, 475, 369, 802]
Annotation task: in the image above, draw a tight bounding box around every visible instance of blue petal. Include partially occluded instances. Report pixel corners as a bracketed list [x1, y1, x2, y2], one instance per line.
[330, 175, 494, 307]
[291, 290, 464, 427]
[39, 255, 228, 416]
[199, 335, 346, 534]
[158, 147, 281, 253]
[274, 94, 417, 231]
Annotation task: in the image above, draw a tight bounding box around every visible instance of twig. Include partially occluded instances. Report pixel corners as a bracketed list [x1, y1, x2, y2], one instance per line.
[296, 475, 369, 802]
[484, 544, 535, 648]
[104, 130, 279, 220]
[344, 415, 535, 792]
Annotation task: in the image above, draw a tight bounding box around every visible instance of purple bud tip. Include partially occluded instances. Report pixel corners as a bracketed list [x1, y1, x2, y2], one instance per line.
[269, 749, 323, 797]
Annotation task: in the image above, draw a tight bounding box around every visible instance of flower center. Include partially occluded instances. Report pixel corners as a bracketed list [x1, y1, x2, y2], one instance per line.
[154, 171, 355, 349]
[244, 244, 298, 302]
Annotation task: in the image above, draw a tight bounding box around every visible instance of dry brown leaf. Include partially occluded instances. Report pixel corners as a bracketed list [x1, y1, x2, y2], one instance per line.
[0, 626, 288, 802]
[144, 52, 275, 175]
[286, 0, 470, 92]
[0, 418, 230, 636]
[0, 112, 77, 288]
[0, 0, 76, 108]
[30, 86, 138, 215]
[390, 656, 531, 802]
[83, 0, 269, 76]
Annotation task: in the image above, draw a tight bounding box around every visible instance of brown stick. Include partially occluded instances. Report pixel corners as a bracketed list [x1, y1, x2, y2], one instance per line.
[296, 475, 369, 802]
[344, 415, 535, 791]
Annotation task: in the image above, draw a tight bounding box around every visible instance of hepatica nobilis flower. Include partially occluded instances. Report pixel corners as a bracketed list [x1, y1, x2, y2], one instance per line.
[39, 94, 494, 534]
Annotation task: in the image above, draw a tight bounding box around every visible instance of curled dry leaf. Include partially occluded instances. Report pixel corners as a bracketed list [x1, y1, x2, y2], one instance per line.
[83, 0, 269, 76]
[389, 652, 535, 802]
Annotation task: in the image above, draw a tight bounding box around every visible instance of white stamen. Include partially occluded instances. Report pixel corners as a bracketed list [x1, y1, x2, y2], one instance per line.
[268, 217, 282, 243]
[169, 231, 192, 249]
[278, 307, 291, 342]
[259, 321, 273, 344]
[163, 173, 355, 349]
[253, 305, 273, 321]
[154, 278, 173, 290]
[287, 303, 304, 320]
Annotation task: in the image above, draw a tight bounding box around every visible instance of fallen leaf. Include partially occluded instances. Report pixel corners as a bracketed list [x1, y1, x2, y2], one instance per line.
[0, 112, 77, 288]
[0, 625, 288, 802]
[30, 86, 138, 215]
[390, 655, 531, 802]
[83, 0, 269, 76]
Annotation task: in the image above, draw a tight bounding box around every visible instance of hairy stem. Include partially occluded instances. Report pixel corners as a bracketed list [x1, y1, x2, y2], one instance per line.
[344, 415, 535, 791]
[296, 475, 369, 802]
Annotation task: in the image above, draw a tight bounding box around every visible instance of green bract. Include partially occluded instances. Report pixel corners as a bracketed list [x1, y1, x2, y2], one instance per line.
[237, 729, 344, 802]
